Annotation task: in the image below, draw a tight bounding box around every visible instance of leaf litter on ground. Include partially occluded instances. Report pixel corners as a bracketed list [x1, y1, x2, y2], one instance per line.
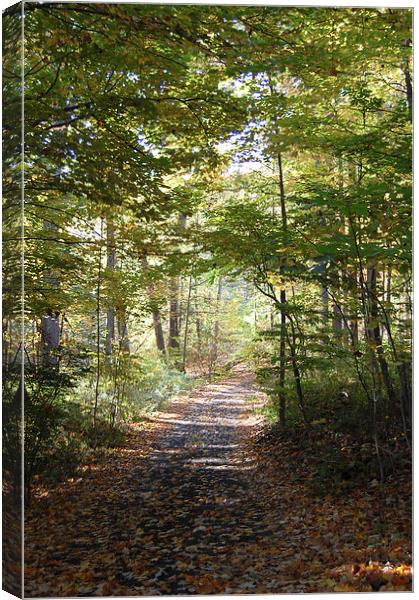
[24, 365, 411, 596]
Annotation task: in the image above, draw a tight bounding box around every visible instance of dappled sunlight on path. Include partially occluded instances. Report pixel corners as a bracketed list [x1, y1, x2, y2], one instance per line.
[25, 366, 297, 596]
[24, 365, 411, 596]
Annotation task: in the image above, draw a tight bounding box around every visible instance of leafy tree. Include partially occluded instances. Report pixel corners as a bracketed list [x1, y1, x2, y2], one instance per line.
[2, 3, 411, 505]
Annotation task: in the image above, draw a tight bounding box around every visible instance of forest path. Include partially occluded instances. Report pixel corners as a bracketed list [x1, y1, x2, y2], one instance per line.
[25, 365, 313, 596]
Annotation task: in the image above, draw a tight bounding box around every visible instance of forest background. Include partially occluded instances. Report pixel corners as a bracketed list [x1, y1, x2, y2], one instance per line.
[2, 1, 412, 516]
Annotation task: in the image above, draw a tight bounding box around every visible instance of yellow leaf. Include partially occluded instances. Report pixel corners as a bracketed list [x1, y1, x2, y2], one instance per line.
[334, 583, 358, 592]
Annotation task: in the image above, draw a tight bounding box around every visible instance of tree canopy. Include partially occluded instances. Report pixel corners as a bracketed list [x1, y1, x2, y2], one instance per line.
[2, 6, 412, 594]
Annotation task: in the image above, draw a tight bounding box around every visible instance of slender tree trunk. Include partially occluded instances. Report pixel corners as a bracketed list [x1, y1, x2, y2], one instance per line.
[181, 276, 193, 372]
[341, 258, 351, 345]
[277, 152, 287, 427]
[270, 306, 275, 330]
[278, 294, 286, 426]
[286, 319, 308, 425]
[142, 257, 167, 358]
[209, 278, 223, 380]
[404, 65, 412, 117]
[39, 219, 61, 368]
[117, 313, 130, 353]
[321, 287, 328, 325]
[168, 277, 180, 349]
[2, 318, 9, 368]
[332, 303, 343, 332]
[332, 271, 343, 333]
[385, 266, 392, 305]
[93, 226, 103, 427]
[366, 266, 394, 408]
[253, 286, 257, 332]
[178, 276, 184, 333]
[195, 279, 202, 359]
[152, 310, 166, 355]
[349, 213, 410, 450]
[110, 356, 120, 429]
[398, 277, 412, 427]
[348, 269, 359, 346]
[380, 265, 389, 341]
[105, 219, 116, 363]
[404, 277, 412, 325]
[168, 214, 187, 351]
[213, 278, 222, 342]
[40, 312, 60, 367]
[196, 316, 202, 353]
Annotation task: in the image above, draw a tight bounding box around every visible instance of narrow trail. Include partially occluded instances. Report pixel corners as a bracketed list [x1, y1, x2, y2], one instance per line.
[120, 365, 284, 595]
[26, 366, 307, 596]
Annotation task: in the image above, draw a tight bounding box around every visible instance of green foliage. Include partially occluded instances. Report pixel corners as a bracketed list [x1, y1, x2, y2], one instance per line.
[81, 352, 197, 421]
[2, 374, 23, 500]
[2, 4, 411, 500]
[18, 369, 84, 501]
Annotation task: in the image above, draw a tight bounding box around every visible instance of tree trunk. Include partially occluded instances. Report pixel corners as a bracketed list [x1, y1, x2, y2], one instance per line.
[117, 314, 130, 353]
[270, 306, 275, 330]
[348, 269, 359, 346]
[366, 266, 394, 406]
[141, 257, 167, 358]
[253, 289, 257, 332]
[2, 318, 9, 368]
[209, 277, 223, 380]
[40, 312, 60, 367]
[168, 214, 187, 351]
[178, 276, 184, 333]
[141, 256, 167, 358]
[181, 276, 193, 372]
[385, 266, 392, 305]
[277, 151, 306, 426]
[332, 271, 343, 332]
[41, 223, 60, 368]
[93, 228, 103, 427]
[105, 219, 116, 363]
[152, 310, 166, 355]
[287, 319, 308, 425]
[195, 279, 202, 358]
[213, 278, 222, 342]
[168, 277, 180, 350]
[277, 152, 287, 427]
[332, 303, 343, 332]
[321, 287, 328, 325]
[404, 66, 412, 117]
[278, 291, 286, 427]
